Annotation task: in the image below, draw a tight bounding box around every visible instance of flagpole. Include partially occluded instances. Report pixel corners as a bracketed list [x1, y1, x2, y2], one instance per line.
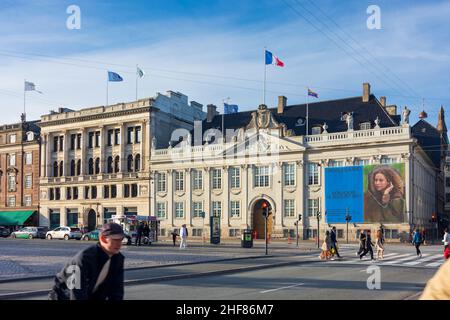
[106, 73, 109, 107]
[135, 65, 138, 101]
[23, 79, 26, 116]
[263, 47, 267, 105]
[306, 87, 309, 136]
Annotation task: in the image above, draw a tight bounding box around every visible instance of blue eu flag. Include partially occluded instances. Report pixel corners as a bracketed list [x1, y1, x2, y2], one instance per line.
[108, 71, 123, 82]
[224, 103, 238, 114]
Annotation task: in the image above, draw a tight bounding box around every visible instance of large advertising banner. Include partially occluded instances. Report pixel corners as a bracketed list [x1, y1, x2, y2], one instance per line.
[325, 166, 364, 223]
[325, 164, 406, 224]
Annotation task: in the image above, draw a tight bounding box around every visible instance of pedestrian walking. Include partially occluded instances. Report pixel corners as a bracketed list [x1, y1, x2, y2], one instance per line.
[135, 221, 144, 246]
[143, 222, 150, 245]
[412, 228, 423, 258]
[48, 222, 125, 300]
[330, 226, 341, 258]
[375, 229, 385, 260]
[171, 229, 178, 246]
[360, 230, 375, 261]
[320, 231, 332, 260]
[442, 228, 450, 260]
[179, 224, 188, 249]
[356, 230, 367, 256]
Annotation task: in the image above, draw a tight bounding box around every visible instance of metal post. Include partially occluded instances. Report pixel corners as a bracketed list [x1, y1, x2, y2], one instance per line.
[317, 214, 320, 249]
[265, 213, 268, 255]
[296, 222, 299, 247]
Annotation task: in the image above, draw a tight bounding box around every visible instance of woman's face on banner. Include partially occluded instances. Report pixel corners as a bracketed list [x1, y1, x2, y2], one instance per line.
[374, 173, 389, 192]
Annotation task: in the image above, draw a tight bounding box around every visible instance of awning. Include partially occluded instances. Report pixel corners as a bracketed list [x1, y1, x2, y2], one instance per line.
[0, 210, 35, 226]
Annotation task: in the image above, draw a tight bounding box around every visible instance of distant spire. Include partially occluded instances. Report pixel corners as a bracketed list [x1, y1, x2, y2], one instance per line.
[437, 105, 447, 133]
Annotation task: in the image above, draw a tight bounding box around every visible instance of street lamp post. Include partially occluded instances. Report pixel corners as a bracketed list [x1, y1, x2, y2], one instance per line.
[317, 211, 322, 249]
[295, 214, 302, 247]
[345, 208, 352, 244]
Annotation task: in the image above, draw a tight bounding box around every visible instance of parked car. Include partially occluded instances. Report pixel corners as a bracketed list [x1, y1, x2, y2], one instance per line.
[0, 226, 11, 238]
[10, 227, 48, 239]
[81, 228, 132, 245]
[46, 227, 82, 240]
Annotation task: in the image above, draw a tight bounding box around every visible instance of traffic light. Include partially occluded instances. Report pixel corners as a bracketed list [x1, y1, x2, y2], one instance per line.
[261, 201, 269, 218]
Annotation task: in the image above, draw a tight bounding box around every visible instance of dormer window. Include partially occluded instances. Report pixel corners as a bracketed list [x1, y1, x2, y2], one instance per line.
[311, 126, 322, 135]
[360, 122, 371, 130]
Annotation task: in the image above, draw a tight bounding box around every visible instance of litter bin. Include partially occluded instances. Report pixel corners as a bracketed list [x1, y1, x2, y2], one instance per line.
[241, 229, 253, 248]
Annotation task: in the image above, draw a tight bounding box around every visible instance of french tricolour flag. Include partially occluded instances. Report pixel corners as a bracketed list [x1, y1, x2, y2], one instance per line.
[265, 50, 284, 67]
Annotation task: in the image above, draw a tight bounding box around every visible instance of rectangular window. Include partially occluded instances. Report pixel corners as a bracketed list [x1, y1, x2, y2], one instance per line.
[107, 130, 113, 146]
[111, 185, 117, 198]
[311, 126, 322, 135]
[360, 122, 371, 130]
[192, 229, 203, 237]
[25, 175, 32, 189]
[308, 163, 319, 185]
[230, 201, 240, 218]
[91, 186, 97, 199]
[156, 172, 167, 192]
[192, 170, 203, 190]
[9, 154, 16, 166]
[284, 199, 295, 217]
[135, 126, 141, 143]
[156, 202, 167, 219]
[175, 171, 184, 191]
[73, 187, 78, 200]
[284, 163, 295, 186]
[193, 202, 203, 218]
[124, 184, 130, 198]
[131, 184, 138, 197]
[104, 185, 110, 199]
[88, 132, 94, 149]
[337, 229, 344, 239]
[49, 188, 54, 201]
[254, 166, 270, 187]
[230, 167, 240, 189]
[175, 202, 184, 218]
[127, 127, 134, 144]
[328, 160, 344, 167]
[53, 137, 58, 152]
[8, 174, 15, 191]
[380, 157, 395, 164]
[308, 199, 320, 217]
[95, 131, 100, 148]
[66, 187, 72, 200]
[212, 168, 222, 190]
[212, 201, 222, 217]
[9, 134, 16, 144]
[25, 195, 32, 207]
[229, 229, 241, 237]
[84, 186, 89, 199]
[59, 136, 64, 151]
[114, 129, 120, 145]
[357, 159, 370, 166]
[25, 152, 32, 165]
[55, 188, 61, 200]
[7, 196, 15, 207]
[70, 134, 76, 150]
[76, 133, 82, 150]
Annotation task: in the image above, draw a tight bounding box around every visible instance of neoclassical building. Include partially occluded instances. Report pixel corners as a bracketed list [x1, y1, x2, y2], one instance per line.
[150, 83, 448, 242]
[39, 91, 205, 230]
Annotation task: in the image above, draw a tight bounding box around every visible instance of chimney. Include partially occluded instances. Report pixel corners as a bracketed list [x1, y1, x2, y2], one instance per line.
[277, 96, 287, 114]
[380, 96, 386, 107]
[363, 83, 371, 102]
[206, 104, 218, 123]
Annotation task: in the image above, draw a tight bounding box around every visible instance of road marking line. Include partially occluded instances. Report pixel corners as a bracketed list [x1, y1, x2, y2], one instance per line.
[404, 254, 441, 266]
[425, 261, 444, 267]
[260, 283, 304, 293]
[381, 254, 421, 265]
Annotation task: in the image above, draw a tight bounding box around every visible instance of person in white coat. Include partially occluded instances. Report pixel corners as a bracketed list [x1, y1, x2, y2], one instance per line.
[179, 224, 188, 249]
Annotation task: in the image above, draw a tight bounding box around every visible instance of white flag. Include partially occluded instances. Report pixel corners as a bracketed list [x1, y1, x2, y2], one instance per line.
[25, 81, 42, 94]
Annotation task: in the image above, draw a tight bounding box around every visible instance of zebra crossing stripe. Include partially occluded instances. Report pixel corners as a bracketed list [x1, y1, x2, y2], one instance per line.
[381, 254, 422, 265]
[404, 254, 442, 266]
[425, 261, 444, 268]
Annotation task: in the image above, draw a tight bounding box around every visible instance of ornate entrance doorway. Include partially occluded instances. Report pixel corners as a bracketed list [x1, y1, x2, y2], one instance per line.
[87, 209, 97, 231]
[252, 199, 273, 239]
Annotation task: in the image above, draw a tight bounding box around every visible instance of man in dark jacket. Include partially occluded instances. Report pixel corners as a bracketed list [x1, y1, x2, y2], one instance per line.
[48, 223, 125, 300]
[356, 231, 367, 256]
[135, 221, 144, 246]
[330, 227, 341, 258]
[360, 230, 375, 260]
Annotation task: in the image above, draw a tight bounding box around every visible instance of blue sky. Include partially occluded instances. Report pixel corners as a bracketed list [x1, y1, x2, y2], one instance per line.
[0, 0, 449, 136]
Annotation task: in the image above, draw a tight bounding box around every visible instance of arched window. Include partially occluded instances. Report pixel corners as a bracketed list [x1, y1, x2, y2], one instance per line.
[59, 161, 64, 177]
[127, 155, 133, 172]
[53, 161, 59, 177]
[134, 154, 141, 172]
[95, 158, 100, 174]
[76, 159, 81, 176]
[70, 160, 75, 176]
[88, 158, 94, 175]
[114, 156, 120, 173]
[107, 156, 113, 173]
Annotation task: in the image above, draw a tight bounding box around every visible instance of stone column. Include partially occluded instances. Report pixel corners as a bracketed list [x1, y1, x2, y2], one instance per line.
[80, 128, 86, 176]
[63, 131, 69, 177]
[204, 167, 211, 226]
[223, 166, 229, 227]
[100, 125, 106, 173]
[274, 162, 283, 229]
[296, 160, 304, 238]
[242, 164, 249, 229]
[41, 133, 48, 177]
[119, 123, 126, 173]
[186, 168, 192, 226]
[168, 169, 174, 227]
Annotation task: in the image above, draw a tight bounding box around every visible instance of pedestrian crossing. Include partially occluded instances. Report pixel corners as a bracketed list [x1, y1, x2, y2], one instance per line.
[321, 249, 446, 269]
